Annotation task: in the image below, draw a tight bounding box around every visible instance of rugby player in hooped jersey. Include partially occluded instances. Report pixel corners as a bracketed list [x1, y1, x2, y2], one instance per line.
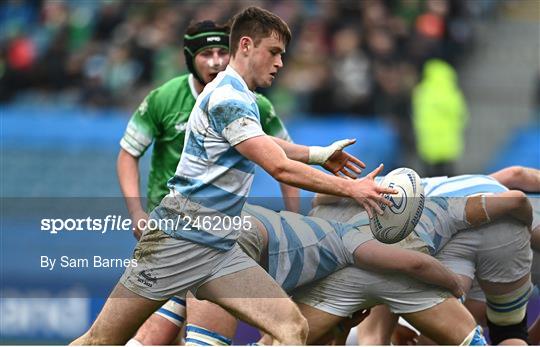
[71, 7, 396, 345]
[118, 20, 301, 345]
[118, 20, 299, 241]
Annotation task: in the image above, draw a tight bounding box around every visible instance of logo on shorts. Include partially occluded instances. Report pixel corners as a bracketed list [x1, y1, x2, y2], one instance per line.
[137, 270, 157, 287]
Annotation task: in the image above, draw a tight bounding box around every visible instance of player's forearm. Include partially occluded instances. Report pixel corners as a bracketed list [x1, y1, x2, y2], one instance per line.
[509, 196, 533, 228]
[312, 193, 345, 207]
[273, 159, 352, 197]
[117, 149, 145, 215]
[279, 183, 301, 213]
[271, 136, 309, 163]
[468, 191, 533, 229]
[490, 166, 540, 192]
[408, 254, 463, 297]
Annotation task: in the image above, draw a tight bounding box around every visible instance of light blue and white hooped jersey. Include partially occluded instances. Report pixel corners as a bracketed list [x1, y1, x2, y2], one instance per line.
[422, 174, 507, 197]
[414, 175, 508, 254]
[150, 66, 265, 251]
[244, 204, 372, 293]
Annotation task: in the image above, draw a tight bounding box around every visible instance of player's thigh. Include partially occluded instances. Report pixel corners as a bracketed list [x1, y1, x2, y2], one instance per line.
[436, 233, 478, 284]
[403, 297, 476, 345]
[295, 303, 343, 344]
[464, 279, 487, 326]
[196, 265, 301, 337]
[476, 220, 532, 285]
[478, 274, 531, 295]
[187, 294, 238, 339]
[464, 299, 487, 327]
[84, 283, 165, 344]
[134, 314, 182, 345]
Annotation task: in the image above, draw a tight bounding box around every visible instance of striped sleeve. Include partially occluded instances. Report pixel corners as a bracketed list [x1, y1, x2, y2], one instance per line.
[208, 96, 264, 146]
[120, 92, 159, 157]
[222, 117, 265, 147]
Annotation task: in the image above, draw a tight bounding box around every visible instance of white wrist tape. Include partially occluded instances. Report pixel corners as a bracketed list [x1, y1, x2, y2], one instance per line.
[308, 139, 355, 165]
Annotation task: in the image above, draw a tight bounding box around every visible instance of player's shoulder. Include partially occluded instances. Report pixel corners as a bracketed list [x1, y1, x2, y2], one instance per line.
[153, 74, 190, 97]
[213, 74, 249, 98]
[447, 174, 503, 186]
[426, 174, 507, 196]
[254, 92, 271, 106]
[146, 74, 194, 114]
[209, 75, 255, 110]
[254, 93, 275, 115]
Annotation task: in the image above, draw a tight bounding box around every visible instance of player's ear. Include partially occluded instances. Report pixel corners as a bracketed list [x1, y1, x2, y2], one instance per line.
[240, 36, 252, 55]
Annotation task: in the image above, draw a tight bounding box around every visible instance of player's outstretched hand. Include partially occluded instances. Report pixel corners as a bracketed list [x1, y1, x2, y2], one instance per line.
[310, 139, 366, 178]
[350, 164, 397, 218]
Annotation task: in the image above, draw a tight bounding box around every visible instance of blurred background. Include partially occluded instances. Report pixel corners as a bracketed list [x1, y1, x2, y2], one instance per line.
[1, 0, 539, 344]
[2, 0, 539, 194]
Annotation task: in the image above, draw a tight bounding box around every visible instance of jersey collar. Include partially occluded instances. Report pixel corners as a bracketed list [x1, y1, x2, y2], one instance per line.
[225, 65, 257, 101]
[188, 74, 199, 99]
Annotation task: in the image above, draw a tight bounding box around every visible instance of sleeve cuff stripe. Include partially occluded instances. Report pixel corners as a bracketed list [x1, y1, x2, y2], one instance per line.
[125, 129, 152, 147]
[123, 133, 148, 151]
[120, 138, 143, 157]
[126, 124, 152, 142]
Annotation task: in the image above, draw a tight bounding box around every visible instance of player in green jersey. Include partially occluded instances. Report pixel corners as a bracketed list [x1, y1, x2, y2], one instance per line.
[117, 20, 299, 240]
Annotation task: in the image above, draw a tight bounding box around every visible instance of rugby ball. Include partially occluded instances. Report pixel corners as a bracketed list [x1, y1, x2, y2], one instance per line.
[369, 168, 425, 244]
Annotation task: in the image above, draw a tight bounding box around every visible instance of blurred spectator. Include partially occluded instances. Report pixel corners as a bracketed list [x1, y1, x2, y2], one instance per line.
[280, 20, 330, 114]
[37, 27, 70, 90]
[328, 26, 373, 115]
[7, 35, 35, 71]
[0, 34, 36, 101]
[93, 1, 125, 41]
[412, 59, 468, 176]
[373, 58, 416, 163]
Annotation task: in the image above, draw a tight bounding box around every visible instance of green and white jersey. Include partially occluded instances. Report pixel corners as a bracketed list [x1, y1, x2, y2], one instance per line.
[120, 73, 292, 211]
